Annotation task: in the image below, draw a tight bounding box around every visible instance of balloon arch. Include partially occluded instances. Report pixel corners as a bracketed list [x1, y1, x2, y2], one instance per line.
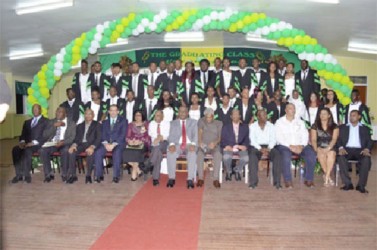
[27, 9, 353, 117]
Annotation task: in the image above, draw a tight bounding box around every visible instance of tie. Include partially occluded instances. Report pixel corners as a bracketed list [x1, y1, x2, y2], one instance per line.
[31, 117, 38, 128]
[151, 73, 154, 86]
[157, 123, 161, 135]
[303, 71, 307, 81]
[181, 120, 187, 151]
[110, 119, 115, 131]
[95, 75, 99, 86]
[148, 100, 152, 119]
[53, 123, 61, 142]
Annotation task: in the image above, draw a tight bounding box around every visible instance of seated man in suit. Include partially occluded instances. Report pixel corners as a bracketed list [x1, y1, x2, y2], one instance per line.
[197, 108, 223, 188]
[60, 88, 83, 124]
[337, 110, 373, 193]
[94, 104, 127, 183]
[11, 104, 48, 183]
[166, 106, 198, 189]
[64, 109, 102, 184]
[275, 103, 316, 188]
[221, 109, 249, 181]
[148, 110, 170, 186]
[40, 107, 76, 183]
[249, 109, 282, 190]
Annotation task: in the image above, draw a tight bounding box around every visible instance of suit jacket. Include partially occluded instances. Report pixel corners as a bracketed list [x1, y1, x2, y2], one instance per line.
[168, 118, 198, 146]
[216, 70, 240, 96]
[295, 69, 320, 105]
[194, 70, 215, 99]
[154, 73, 181, 96]
[122, 99, 143, 120]
[87, 73, 107, 99]
[271, 102, 287, 124]
[337, 124, 373, 151]
[265, 73, 284, 98]
[251, 69, 269, 91]
[101, 116, 127, 146]
[125, 74, 148, 101]
[109, 75, 128, 98]
[344, 103, 371, 130]
[73, 120, 102, 148]
[235, 68, 253, 90]
[60, 99, 83, 123]
[43, 118, 76, 146]
[215, 106, 233, 126]
[105, 97, 126, 117]
[72, 72, 90, 103]
[140, 98, 158, 121]
[234, 98, 254, 125]
[19, 116, 48, 145]
[84, 101, 107, 122]
[220, 122, 249, 148]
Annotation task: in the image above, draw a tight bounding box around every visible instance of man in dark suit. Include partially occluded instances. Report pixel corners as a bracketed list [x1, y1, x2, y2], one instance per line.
[109, 63, 127, 99]
[154, 62, 181, 98]
[72, 59, 91, 104]
[105, 86, 126, 118]
[337, 110, 373, 193]
[194, 59, 215, 100]
[220, 109, 249, 181]
[271, 89, 286, 124]
[216, 94, 233, 125]
[251, 58, 268, 94]
[141, 85, 158, 121]
[344, 89, 371, 133]
[63, 109, 102, 184]
[123, 90, 142, 123]
[40, 107, 76, 183]
[215, 57, 239, 98]
[235, 58, 253, 91]
[125, 62, 148, 101]
[11, 104, 48, 183]
[234, 87, 254, 125]
[87, 61, 107, 101]
[295, 60, 320, 106]
[60, 88, 83, 124]
[94, 104, 127, 183]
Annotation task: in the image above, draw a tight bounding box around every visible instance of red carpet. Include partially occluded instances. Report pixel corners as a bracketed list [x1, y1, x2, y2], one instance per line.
[91, 173, 204, 250]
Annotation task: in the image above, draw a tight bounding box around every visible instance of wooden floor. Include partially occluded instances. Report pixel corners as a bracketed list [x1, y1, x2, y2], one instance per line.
[1, 139, 376, 250]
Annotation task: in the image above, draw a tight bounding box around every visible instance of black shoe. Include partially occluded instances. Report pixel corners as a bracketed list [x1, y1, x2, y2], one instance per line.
[340, 184, 354, 191]
[67, 176, 78, 184]
[248, 184, 256, 189]
[43, 176, 52, 183]
[99, 176, 104, 181]
[112, 177, 119, 183]
[153, 179, 159, 186]
[24, 176, 31, 183]
[187, 180, 194, 189]
[11, 176, 23, 183]
[94, 177, 102, 183]
[166, 179, 175, 188]
[225, 173, 232, 181]
[50, 175, 55, 180]
[61, 176, 67, 182]
[356, 185, 369, 194]
[275, 184, 282, 190]
[85, 176, 92, 184]
[235, 172, 241, 181]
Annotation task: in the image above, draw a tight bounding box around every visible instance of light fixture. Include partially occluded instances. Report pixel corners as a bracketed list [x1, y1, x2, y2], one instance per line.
[15, 0, 74, 15]
[347, 42, 377, 55]
[307, 0, 339, 4]
[164, 32, 204, 42]
[246, 33, 277, 44]
[9, 50, 44, 60]
[106, 38, 129, 48]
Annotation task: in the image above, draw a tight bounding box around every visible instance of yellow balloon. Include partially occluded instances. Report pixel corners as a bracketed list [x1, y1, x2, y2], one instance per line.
[177, 16, 185, 25]
[128, 13, 136, 21]
[54, 75, 61, 81]
[190, 9, 198, 15]
[250, 13, 259, 23]
[172, 22, 179, 30]
[310, 38, 317, 45]
[72, 46, 80, 54]
[317, 70, 325, 77]
[116, 24, 124, 33]
[258, 13, 266, 19]
[236, 20, 244, 29]
[243, 16, 251, 24]
[229, 24, 237, 33]
[75, 38, 83, 46]
[80, 33, 86, 40]
[165, 25, 173, 32]
[182, 10, 190, 19]
[277, 38, 285, 46]
[27, 95, 37, 104]
[40, 88, 50, 98]
[37, 71, 46, 80]
[333, 73, 342, 82]
[121, 18, 129, 26]
[324, 72, 333, 80]
[27, 87, 34, 96]
[294, 36, 302, 45]
[38, 79, 47, 88]
[285, 37, 293, 47]
[302, 35, 311, 45]
[41, 64, 48, 72]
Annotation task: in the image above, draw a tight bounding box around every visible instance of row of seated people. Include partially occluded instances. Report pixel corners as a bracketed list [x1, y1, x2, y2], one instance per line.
[12, 102, 373, 193]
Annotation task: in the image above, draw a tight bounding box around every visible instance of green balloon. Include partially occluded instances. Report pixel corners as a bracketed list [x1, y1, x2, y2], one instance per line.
[309, 60, 317, 68]
[223, 20, 231, 29]
[326, 80, 334, 87]
[305, 44, 314, 53]
[296, 45, 305, 53]
[47, 78, 54, 86]
[332, 81, 341, 90]
[33, 91, 41, 98]
[340, 84, 349, 93]
[340, 69, 347, 75]
[135, 15, 142, 23]
[159, 21, 167, 29]
[86, 31, 95, 40]
[33, 75, 39, 82]
[216, 22, 223, 30]
[46, 70, 54, 79]
[289, 44, 297, 51]
[282, 29, 291, 37]
[209, 21, 217, 30]
[298, 30, 306, 36]
[109, 21, 116, 30]
[102, 37, 110, 45]
[155, 28, 163, 34]
[291, 29, 299, 37]
[325, 63, 334, 71]
[197, 11, 205, 19]
[249, 23, 257, 31]
[80, 48, 88, 58]
[64, 53, 72, 62]
[50, 55, 57, 64]
[230, 15, 238, 23]
[265, 17, 273, 25]
[129, 21, 137, 29]
[47, 61, 55, 70]
[166, 15, 174, 23]
[317, 61, 325, 70]
[203, 24, 210, 32]
[40, 98, 48, 108]
[184, 23, 192, 30]
[188, 15, 197, 23]
[272, 31, 281, 39]
[313, 45, 322, 53]
[333, 64, 342, 73]
[204, 8, 211, 15]
[104, 28, 112, 37]
[62, 62, 71, 73]
[321, 48, 328, 54]
[257, 19, 265, 27]
[66, 44, 73, 53]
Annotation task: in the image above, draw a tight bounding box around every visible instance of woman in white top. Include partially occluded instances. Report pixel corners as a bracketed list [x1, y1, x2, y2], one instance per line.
[203, 86, 219, 112]
[189, 93, 204, 121]
[307, 92, 320, 126]
[322, 89, 342, 125]
[152, 90, 177, 122]
[283, 62, 296, 101]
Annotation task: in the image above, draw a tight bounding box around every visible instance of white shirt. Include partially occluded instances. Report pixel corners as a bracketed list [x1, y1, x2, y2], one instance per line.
[222, 106, 230, 114]
[284, 77, 295, 98]
[242, 103, 248, 121]
[145, 97, 158, 116]
[68, 98, 75, 107]
[201, 71, 208, 86]
[275, 116, 309, 147]
[254, 69, 261, 83]
[58, 118, 68, 141]
[185, 78, 191, 101]
[278, 68, 286, 76]
[175, 69, 183, 77]
[109, 96, 119, 106]
[270, 78, 276, 92]
[178, 119, 192, 145]
[301, 69, 309, 81]
[223, 71, 232, 92]
[348, 101, 361, 123]
[126, 100, 135, 123]
[94, 73, 102, 86]
[346, 123, 361, 148]
[289, 97, 308, 121]
[249, 121, 276, 150]
[148, 72, 159, 86]
[79, 73, 90, 104]
[163, 107, 174, 122]
[189, 109, 201, 121]
[229, 97, 237, 108]
[240, 68, 246, 77]
[148, 120, 170, 145]
[132, 74, 139, 97]
[329, 105, 338, 124]
[204, 98, 218, 111]
[308, 107, 318, 126]
[91, 102, 100, 121]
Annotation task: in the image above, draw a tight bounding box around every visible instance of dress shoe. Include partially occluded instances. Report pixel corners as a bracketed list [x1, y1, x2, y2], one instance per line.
[305, 181, 315, 188]
[50, 175, 55, 180]
[235, 172, 242, 181]
[67, 176, 78, 184]
[196, 179, 204, 187]
[356, 185, 368, 194]
[275, 184, 282, 190]
[99, 176, 104, 181]
[225, 173, 232, 181]
[285, 181, 293, 189]
[43, 176, 52, 183]
[213, 180, 221, 189]
[166, 179, 175, 188]
[11, 176, 23, 183]
[340, 184, 354, 191]
[187, 180, 194, 189]
[61, 176, 67, 182]
[153, 179, 159, 186]
[94, 177, 102, 183]
[85, 176, 92, 184]
[248, 184, 256, 189]
[24, 176, 31, 184]
[112, 177, 119, 183]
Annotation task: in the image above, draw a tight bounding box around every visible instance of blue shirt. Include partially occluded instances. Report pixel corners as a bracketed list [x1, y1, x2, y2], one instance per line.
[346, 123, 361, 148]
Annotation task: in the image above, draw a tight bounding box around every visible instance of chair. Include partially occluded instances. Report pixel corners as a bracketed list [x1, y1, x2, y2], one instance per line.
[219, 153, 249, 184]
[335, 160, 359, 187]
[32, 151, 61, 174]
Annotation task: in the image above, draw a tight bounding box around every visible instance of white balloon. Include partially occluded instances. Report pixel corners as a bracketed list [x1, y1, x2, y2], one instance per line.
[192, 23, 200, 31]
[278, 21, 286, 30]
[103, 21, 110, 29]
[54, 69, 62, 77]
[225, 9, 233, 18]
[203, 15, 211, 24]
[210, 11, 218, 20]
[88, 47, 97, 54]
[153, 15, 161, 24]
[137, 25, 145, 33]
[307, 53, 315, 62]
[218, 12, 226, 21]
[149, 22, 157, 31]
[315, 53, 324, 61]
[55, 61, 63, 70]
[96, 24, 104, 33]
[298, 52, 307, 60]
[262, 26, 270, 35]
[59, 48, 66, 55]
[196, 20, 204, 27]
[132, 30, 140, 36]
[91, 40, 100, 49]
[254, 29, 262, 36]
[141, 18, 149, 27]
[269, 23, 277, 32]
[323, 54, 332, 63]
[286, 23, 293, 30]
[56, 53, 64, 61]
[94, 33, 102, 41]
[159, 10, 168, 19]
[331, 58, 338, 65]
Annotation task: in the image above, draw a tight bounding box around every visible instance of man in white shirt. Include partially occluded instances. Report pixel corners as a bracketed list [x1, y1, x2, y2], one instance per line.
[143, 85, 158, 121]
[174, 59, 183, 77]
[72, 59, 91, 104]
[275, 103, 316, 188]
[228, 87, 238, 108]
[148, 110, 170, 186]
[148, 62, 159, 87]
[248, 109, 282, 189]
[288, 89, 308, 122]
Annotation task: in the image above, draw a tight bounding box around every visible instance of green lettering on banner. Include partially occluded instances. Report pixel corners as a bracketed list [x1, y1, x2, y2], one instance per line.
[136, 48, 181, 67]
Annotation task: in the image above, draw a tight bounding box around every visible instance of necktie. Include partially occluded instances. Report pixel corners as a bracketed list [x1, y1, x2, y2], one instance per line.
[53, 123, 61, 142]
[181, 120, 187, 151]
[31, 117, 37, 128]
[110, 119, 115, 131]
[157, 123, 161, 135]
[303, 71, 307, 81]
[95, 75, 99, 86]
[148, 100, 152, 119]
[151, 73, 154, 86]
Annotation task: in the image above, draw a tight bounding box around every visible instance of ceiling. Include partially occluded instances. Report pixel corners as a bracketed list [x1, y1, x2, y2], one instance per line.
[0, 0, 376, 78]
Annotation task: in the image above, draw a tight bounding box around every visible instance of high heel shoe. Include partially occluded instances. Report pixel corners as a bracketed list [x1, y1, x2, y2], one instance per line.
[324, 178, 329, 187]
[328, 178, 335, 186]
[131, 177, 138, 181]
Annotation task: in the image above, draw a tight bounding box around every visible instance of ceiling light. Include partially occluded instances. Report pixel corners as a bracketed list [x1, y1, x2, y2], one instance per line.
[347, 42, 377, 55]
[9, 50, 44, 60]
[15, 0, 74, 15]
[246, 33, 277, 44]
[164, 32, 204, 42]
[307, 0, 339, 4]
[106, 38, 129, 48]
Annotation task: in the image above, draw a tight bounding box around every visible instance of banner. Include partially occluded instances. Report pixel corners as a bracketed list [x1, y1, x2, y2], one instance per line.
[99, 51, 136, 73]
[135, 48, 181, 68]
[181, 47, 223, 66]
